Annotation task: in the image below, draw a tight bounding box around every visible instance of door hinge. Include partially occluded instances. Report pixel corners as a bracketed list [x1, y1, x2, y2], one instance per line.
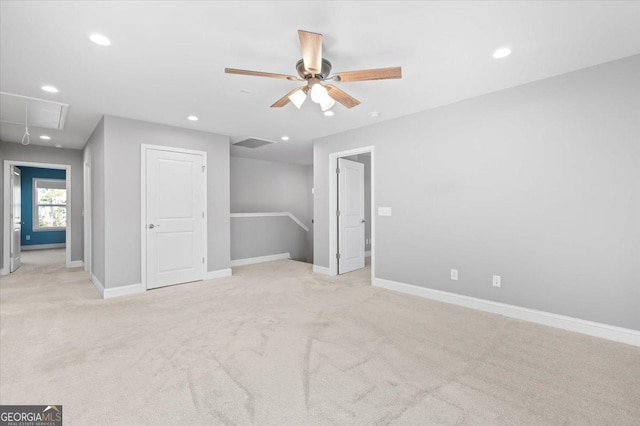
[336, 210, 340, 217]
[202, 257, 205, 264]
[336, 253, 340, 260]
[202, 212, 205, 218]
[336, 167, 340, 174]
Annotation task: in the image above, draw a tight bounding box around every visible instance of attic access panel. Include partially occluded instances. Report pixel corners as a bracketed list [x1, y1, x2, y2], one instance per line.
[0, 92, 69, 130]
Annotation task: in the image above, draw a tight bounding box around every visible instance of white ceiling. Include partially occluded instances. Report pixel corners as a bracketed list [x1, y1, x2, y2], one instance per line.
[1, 1, 639, 165]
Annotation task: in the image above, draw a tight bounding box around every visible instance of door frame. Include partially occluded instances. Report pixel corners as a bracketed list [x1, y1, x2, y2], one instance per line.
[9, 165, 21, 272]
[328, 146, 375, 278]
[140, 144, 208, 291]
[2, 160, 73, 274]
[83, 156, 91, 274]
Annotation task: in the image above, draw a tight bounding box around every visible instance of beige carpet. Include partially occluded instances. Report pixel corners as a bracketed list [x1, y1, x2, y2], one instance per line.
[1, 254, 639, 425]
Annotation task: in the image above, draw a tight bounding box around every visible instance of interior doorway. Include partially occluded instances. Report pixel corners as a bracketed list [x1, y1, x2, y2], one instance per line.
[328, 146, 374, 279]
[141, 145, 208, 290]
[2, 160, 72, 275]
[9, 165, 21, 272]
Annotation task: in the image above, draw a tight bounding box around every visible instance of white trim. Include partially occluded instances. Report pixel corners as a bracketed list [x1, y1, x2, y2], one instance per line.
[373, 277, 640, 347]
[328, 146, 375, 277]
[205, 268, 233, 280]
[230, 252, 290, 267]
[312, 265, 331, 275]
[230, 212, 310, 232]
[0, 267, 8, 276]
[104, 283, 145, 299]
[21, 243, 66, 251]
[140, 144, 208, 291]
[91, 273, 104, 297]
[3, 160, 73, 272]
[68, 260, 83, 268]
[365, 251, 371, 257]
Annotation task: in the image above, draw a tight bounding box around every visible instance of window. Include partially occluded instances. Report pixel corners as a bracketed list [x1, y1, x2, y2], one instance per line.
[33, 179, 67, 231]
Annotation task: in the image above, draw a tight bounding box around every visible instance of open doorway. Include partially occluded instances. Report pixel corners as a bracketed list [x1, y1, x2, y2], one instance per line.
[3, 160, 72, 274]
[328, 146, 375, 281]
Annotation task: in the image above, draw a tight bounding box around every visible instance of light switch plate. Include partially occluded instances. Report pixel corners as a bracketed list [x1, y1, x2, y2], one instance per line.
[378, 207, 392, 216]
[493, 275, 501, 287]
[450, 269, 458, 280]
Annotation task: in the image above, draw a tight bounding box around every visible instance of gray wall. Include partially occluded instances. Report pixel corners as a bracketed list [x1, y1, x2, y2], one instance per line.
[0, 141, 83, 270]
[231, 216, 307, 261]
[83, 118, 105, 284]
[230, 156, 313, 261]
[313, 55, 640, 330]
[230, 156, 312, 223]
[101, 115, 230, 289]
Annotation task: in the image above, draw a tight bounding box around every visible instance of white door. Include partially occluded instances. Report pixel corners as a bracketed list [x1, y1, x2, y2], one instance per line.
[338, 158, 365, 274]
[145, 148, 205, 289]
[10, 166, 21, 272]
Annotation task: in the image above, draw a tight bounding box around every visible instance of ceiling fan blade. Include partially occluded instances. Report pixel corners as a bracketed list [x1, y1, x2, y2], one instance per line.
[298, 30, 322, 74]
[334, 66, 402, 82]
[271, 87, 305, 108]
[325, 85, 361, 109]
[225, 68, 301, 81]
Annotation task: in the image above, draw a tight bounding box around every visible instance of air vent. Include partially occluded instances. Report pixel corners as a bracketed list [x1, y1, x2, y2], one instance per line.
[0, 92, 69, 129]
[232, 137, 276, 149]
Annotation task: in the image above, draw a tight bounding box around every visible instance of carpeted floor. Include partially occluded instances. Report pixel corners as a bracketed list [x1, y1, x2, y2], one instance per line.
[1, 252, 639, 425]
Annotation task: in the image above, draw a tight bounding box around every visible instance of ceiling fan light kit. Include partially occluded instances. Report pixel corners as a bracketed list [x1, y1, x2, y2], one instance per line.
[288, 87, 308, 109]
[225, 30, 402, 112]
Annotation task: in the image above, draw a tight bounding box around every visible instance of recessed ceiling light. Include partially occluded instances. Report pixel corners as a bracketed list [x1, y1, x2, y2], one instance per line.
[40, 135, 51, 140]
[55, 144, 62, 148]
[281, 136, 290, 141]
[187, 115, 199, 121]
[41, 85, 58, 93]
[492, 47, 512, 59]
[370, 112, 380, 118]
[324, 110, 334, 117]
[90, 33, 111, 46]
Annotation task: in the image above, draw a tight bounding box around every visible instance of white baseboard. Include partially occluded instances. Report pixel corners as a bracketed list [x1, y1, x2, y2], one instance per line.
[0, 267, 8, 276]
[206, 268, 233, 280]
[365, 251, 371, 258]
[373, 277, 640, 347]
[21, 243, 66, 251]
[91, 274, 104, 298]
[312, 265, 332, 275]
[104, 283, 145, 299]
[230, 253, 290, 267]
[68, 260, 83, 268]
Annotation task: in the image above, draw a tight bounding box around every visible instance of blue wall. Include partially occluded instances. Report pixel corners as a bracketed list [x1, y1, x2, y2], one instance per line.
[19, 166, 67, 246]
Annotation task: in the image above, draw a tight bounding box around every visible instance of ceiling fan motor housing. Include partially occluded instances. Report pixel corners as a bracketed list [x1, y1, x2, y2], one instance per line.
[296, 58, 332, 80]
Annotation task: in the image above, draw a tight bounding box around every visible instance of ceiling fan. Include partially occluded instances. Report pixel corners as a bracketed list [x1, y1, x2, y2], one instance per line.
[225, 30, 402, 111]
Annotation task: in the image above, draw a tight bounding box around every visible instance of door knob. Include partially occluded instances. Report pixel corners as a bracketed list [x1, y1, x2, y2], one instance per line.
[361, 219, 366, 223]
[148, 224, 159, 229]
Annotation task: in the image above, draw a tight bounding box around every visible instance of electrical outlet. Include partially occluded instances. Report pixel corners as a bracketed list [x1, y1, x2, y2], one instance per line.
[450, 269, 458, 280]
[26, 235, 31, 241]
[493, 275, 501, 287]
